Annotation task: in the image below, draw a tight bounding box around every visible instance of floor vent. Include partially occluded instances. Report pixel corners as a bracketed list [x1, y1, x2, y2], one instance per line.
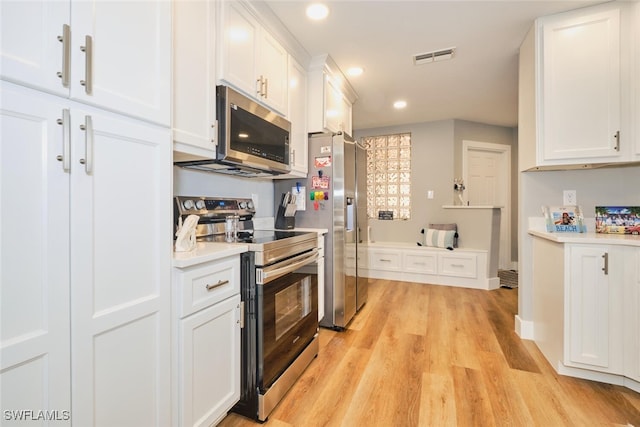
[413, 47, 456, 65]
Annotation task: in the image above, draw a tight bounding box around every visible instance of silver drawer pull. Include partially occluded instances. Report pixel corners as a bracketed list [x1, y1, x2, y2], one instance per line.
[380, 259, 392, 262]
[451, 264, 464, 268]
[206, 279, 229, 291]
[80, 35, 93, 94]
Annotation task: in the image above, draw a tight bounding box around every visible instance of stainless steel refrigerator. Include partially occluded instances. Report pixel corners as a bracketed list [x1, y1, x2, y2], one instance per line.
[274, 132, 368, 330]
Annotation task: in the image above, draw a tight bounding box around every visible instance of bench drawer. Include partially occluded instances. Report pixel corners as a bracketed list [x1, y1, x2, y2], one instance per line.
[438, 253, 477, 278]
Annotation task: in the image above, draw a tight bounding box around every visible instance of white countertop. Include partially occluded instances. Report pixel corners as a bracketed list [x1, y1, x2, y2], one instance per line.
[172, 242, 249, 268]
[529, 229, 640, 247]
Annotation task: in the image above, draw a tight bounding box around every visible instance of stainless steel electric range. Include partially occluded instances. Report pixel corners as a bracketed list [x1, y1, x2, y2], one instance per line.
[174, 196, 320, 422]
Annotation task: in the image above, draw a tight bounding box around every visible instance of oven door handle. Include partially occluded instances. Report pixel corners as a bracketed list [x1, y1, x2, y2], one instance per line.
[257, 248, 319, 285]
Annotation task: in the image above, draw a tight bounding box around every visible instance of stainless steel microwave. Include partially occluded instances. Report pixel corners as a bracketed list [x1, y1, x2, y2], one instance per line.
[174, 85, 291, 177]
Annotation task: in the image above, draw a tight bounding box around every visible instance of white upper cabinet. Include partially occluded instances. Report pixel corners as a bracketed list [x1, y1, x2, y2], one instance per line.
[0, 1, 69, 97]
[519, 2, 636, 170]
[173, 0, 217, 156]
[218, 1, 288, 116]
[308, 54, 357, 137]
[0, 0, 171, 126]
[538, 7, 622, 163]
[275, 55, 308, 178]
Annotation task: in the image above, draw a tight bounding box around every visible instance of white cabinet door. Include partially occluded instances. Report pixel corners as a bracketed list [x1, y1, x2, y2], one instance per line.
[0, 84, 71, 424]
[218, 1, 259, 99]
[173, 0, 217, 154]
[566, 245, 623, 373]
[625, 249, 640, 382]
[325, 74, 345, 134]
[70, 0, 171, 125]
[538, 7, 622, 163]
[258, 30, 288, 115]
[0, 1, 70, 96]
[179, 295, 241, 427]
[70, 108, 171, 426]
[218, 1, 288, 115]
[287, 56, 308, 176]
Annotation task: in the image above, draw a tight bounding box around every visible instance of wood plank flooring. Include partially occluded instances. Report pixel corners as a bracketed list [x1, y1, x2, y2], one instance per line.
[218, 279, 640, 426]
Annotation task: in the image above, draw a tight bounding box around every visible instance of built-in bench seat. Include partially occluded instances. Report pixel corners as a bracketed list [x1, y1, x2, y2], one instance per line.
[346, 242, 500, 290]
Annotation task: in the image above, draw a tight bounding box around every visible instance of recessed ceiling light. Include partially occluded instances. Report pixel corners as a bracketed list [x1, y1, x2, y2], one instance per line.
[346, 67, 363, 77]
[306, 3, 329, 20]
[393, 100, 407, 109]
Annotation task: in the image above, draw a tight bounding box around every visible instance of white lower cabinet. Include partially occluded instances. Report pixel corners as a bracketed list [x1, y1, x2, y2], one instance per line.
[359, 244, 492, 289]
[173, 256, 241, 427]
[532, 235, 639, 391]
[1, 82, 172, 425]
[403, 250, 437, 274]
[179, 295, 241, 427]
[368, 248, 402, 271]
[1, 83, 72, 423]
[625, 249, 640, 382]
[565, 245, 623, 373]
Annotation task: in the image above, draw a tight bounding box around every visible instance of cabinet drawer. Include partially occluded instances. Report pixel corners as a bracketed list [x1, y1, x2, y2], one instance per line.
[438, 253, 477, 278]
[369, 250, 401, 271]
[403, 251, 437, 274]
[175, 257, 240, 318]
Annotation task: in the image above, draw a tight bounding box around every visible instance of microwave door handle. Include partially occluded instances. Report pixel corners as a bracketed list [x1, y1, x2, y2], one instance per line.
[258, 249, 319, 284]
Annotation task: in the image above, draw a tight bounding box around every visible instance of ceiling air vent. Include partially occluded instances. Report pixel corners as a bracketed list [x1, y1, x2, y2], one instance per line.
[413, 47, 456, 65]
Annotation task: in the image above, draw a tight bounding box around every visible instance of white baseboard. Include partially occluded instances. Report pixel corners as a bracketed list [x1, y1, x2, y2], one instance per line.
[515, 315, 534, 339]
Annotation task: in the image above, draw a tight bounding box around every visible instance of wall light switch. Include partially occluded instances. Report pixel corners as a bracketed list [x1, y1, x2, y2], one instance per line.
[427, 190, 434, 199]
[563, 190, 576, 206]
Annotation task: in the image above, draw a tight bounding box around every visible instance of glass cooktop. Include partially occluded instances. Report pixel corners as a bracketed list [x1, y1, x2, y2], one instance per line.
[197, 230, 310, 244]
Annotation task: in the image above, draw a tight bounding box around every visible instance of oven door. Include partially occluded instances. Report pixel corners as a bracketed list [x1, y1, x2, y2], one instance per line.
[258, 270, 318, 390]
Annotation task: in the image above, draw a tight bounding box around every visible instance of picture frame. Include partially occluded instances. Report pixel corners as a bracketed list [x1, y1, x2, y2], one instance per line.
[595, 206, 640, 234]
[542, 205, 586, 233]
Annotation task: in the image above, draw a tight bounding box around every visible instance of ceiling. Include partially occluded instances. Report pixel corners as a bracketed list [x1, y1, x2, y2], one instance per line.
[263, 0, 604, 131]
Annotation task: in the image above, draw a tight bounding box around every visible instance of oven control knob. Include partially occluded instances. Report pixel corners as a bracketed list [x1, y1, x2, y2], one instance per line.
[239, 201, 247, 209]
[247, 201, 254, 210]
[182, 199, 195, 210]
[195, 200, 206, 210]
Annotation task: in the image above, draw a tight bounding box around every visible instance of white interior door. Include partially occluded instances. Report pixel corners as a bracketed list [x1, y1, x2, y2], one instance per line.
[463, 141, 511, 270]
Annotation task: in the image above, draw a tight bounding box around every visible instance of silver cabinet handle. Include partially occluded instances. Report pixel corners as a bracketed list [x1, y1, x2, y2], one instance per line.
[264, 77, 268, 98]
[451, 264, 464, 268]
[56, 24, 71, 87]
[55, 109, 71, 172]
[380, 259, 391, 262]
[80, 35, 93, 95]
[79, 116, 93, 174]
[256, 76, 263, 96]
[602, 253, 609, 275]
[206, 279, 229, 291]
[614, 131, 620, 152]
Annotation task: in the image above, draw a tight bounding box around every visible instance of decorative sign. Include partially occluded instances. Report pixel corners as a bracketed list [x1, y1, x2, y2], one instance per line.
[311, 175, 330, 189]
[378, 210, 394, 220]
[314, 156, 332, 168]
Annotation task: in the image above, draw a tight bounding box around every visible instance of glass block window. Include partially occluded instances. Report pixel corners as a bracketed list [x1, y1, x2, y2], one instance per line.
[361, 133, 411, 219]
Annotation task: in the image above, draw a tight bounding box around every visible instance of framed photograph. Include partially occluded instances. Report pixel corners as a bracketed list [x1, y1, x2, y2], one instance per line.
[543, 205, 586, 233]
[595, 206, 640, 234]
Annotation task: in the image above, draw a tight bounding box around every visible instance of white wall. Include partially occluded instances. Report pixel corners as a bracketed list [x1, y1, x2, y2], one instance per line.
[173, 167, 275, 218]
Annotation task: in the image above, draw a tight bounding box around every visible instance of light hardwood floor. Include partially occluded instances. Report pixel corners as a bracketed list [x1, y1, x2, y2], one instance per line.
[219, 279, 640, 426]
